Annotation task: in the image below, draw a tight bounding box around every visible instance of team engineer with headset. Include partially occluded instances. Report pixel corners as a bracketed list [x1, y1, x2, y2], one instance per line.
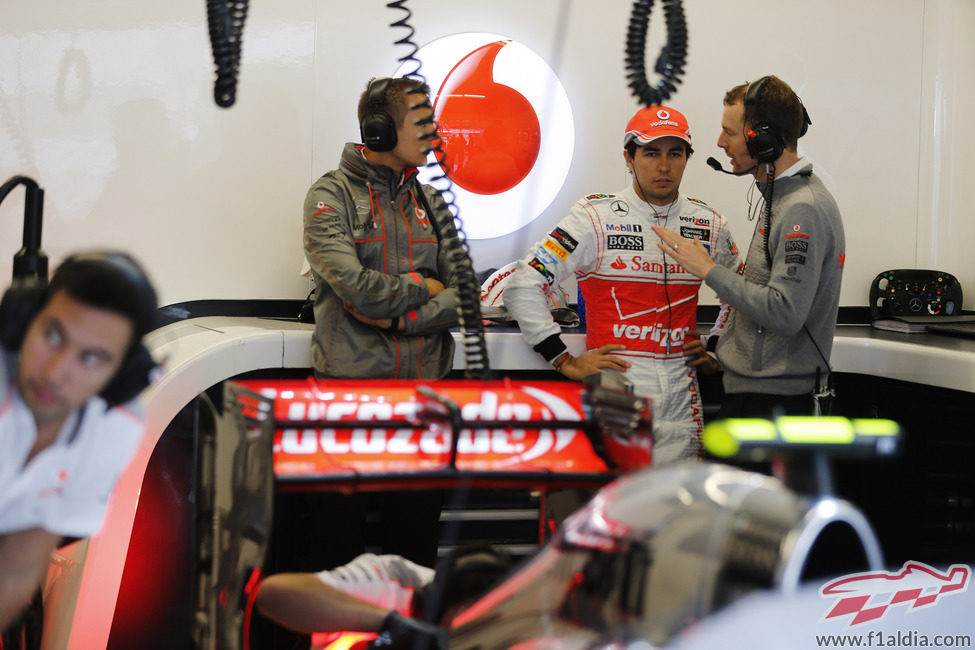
[0, 252, 159, 632]
[654, 75, 845, 418]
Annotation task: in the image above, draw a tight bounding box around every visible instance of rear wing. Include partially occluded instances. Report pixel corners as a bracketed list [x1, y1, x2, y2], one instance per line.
[194, 375, 652, 650]
[232, 374, 653, 492]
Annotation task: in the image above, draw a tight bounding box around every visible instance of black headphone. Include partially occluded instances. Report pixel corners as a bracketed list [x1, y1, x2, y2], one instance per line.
[0, 251, 159, 406]
[743, 76, 812, 163]
[360, 77, 398, 153]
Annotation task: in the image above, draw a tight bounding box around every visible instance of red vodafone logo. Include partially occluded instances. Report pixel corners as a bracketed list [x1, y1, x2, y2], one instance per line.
[395, 33, 574, 240]
[435, 40, 541, 195]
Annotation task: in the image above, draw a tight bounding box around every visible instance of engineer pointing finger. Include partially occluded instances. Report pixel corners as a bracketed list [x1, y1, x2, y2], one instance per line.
[653, 75, 845, 419]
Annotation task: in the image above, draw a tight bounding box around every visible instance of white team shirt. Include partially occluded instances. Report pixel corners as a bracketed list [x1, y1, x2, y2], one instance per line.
[0, 349, 146, 538]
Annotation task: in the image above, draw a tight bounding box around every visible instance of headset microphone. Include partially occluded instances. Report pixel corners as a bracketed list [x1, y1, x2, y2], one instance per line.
[706, 156, 755, 176]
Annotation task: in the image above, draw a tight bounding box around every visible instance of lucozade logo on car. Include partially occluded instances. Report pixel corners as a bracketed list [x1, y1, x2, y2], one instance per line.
[394, 33, 574, 240]
[277, 386, 581, 458]
[250, 380, 620, 476]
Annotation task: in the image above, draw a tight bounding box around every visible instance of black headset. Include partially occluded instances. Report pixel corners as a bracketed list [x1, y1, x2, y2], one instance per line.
[360, 77, 398, 153]
[0, 251, 159, 406]
[743, 76, 812, 163]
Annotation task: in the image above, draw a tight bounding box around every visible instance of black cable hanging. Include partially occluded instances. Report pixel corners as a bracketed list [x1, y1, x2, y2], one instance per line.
[386, 0, 490, 380]
[207, 0, 249, 108]
[625, 0, 688, 106]
[0, 175, 47, 282]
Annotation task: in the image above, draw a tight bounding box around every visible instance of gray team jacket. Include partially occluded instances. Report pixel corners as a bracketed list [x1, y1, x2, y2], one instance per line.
[704, 163, 845, 396]
[303, 142, 459, 379]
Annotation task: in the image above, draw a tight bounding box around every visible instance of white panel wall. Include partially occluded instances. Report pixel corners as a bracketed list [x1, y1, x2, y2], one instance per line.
[917, 0, 975, 285]
[1, 0, 972, 310]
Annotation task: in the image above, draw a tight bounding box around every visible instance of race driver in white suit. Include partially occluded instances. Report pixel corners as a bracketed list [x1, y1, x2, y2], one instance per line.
[504, 105, 742, 464]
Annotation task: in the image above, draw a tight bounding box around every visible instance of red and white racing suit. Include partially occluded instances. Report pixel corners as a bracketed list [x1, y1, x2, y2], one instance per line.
[504, 185, 741, 464]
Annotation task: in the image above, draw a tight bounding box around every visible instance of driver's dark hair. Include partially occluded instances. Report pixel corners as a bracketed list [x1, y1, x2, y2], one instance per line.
[47, 251, 159, 344]
[624, 139, 694, 160]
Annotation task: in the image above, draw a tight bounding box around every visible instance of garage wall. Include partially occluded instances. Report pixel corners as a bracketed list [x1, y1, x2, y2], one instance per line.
[1, 0, 972, 309]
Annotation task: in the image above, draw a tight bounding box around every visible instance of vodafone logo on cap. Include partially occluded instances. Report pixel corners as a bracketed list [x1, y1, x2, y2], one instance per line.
[394, 33, 574, 240]
[656, 109, 670, 120]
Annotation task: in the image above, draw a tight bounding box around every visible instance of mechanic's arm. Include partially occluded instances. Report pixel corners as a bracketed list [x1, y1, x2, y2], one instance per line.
[345, 276, 454, 333]
[683, 212, 744, 374]
[344, 192, 461, 335]
[703, 204, 826, 335]
[256, 573, 390, 635]
[304, 186, 430, 320]
[396, 288, 459, 336]
[0, 527, 61, 631]
[655, 204, 825, 336]
[391, 186, 461, 336]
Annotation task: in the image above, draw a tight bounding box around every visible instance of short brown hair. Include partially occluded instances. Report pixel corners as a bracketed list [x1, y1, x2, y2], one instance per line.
[724, 75, 804, 150]
[357, 77, 431, 129]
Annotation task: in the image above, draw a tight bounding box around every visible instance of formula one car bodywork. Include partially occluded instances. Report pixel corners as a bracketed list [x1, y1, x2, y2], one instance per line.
[196, 375, 653, 650]
[448, 463, 885, 649]
[25, 326, 889, 650]
[207, 380, 886, 650]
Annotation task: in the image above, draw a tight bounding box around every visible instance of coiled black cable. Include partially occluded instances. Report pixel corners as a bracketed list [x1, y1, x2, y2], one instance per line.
[207, 0, 249, 108]
[624, 0, 688, 106]
[763, 164, 775, 269]
[386, 0, 490, 380]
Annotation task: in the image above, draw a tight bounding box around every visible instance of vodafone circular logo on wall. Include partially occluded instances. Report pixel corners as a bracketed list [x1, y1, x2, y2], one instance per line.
[394, 33, 575, 240]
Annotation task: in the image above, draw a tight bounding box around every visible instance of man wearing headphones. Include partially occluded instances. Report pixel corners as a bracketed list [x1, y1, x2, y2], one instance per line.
[504, 105, 741, 464]
[654, 76, 845, 417]
[0, 251, 157, 631]
[303, 76, 460, 380]
[256, 545, 511, 650]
